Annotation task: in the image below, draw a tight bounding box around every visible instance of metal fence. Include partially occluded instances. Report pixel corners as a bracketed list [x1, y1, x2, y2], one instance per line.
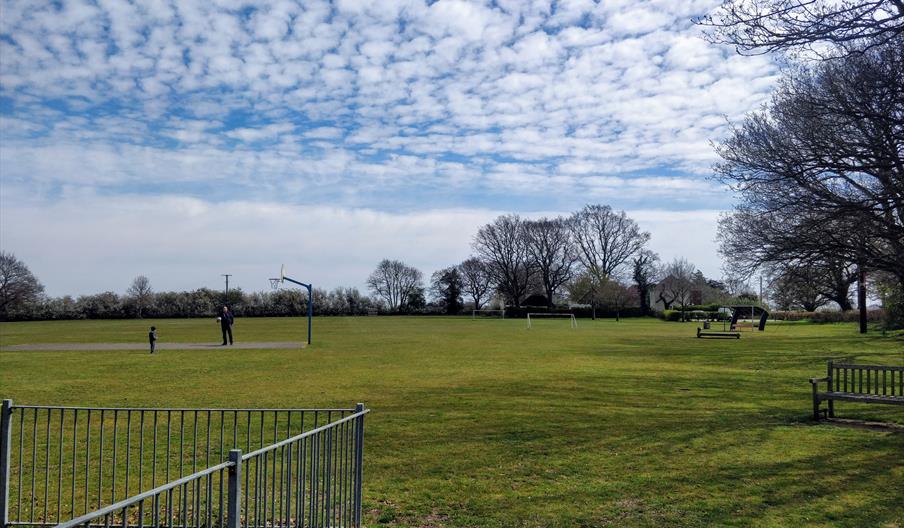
[0, 401, 368, 528]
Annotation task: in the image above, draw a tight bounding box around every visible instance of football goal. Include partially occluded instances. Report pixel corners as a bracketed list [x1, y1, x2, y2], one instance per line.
[472, 309, 505, 319]
[527, 312, 577, 329]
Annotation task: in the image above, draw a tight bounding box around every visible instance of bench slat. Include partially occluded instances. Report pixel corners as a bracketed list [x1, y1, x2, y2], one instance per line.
[817, 392, 904, 405]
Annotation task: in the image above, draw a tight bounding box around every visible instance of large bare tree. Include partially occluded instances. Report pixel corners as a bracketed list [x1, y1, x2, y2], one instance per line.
[699, 0, 904, 58]
[472, 215, 533, 308]
[0, 252, 44, 319]
[367, 259, 423, 311]
[458, 257, 493, 310]
[569, 205, 650, 284]
[524, 217, 576, 309]
[714, 36, 904, 329]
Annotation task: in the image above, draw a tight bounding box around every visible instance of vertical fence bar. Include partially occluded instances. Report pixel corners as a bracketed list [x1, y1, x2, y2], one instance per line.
[0, 400, 12, 528]
[353, 403, 365, 528]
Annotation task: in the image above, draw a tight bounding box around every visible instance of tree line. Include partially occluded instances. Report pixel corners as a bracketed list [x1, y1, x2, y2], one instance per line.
[1, 210, 758, 321]
[366, 205, 760, 319]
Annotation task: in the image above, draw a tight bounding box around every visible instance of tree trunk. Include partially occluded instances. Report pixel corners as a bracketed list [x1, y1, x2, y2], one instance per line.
[858, 264, 867, 334]
[638, 286, 650, 315]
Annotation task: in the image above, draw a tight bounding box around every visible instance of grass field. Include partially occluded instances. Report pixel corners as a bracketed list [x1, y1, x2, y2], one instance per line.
[1, 317, 903, 527]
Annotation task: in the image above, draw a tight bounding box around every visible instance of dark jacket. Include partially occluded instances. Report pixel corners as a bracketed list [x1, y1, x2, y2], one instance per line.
[220, 312, 234, 326]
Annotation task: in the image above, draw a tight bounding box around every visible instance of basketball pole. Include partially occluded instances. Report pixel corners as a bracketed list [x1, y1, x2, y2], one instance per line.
[279, 275, 313, 345]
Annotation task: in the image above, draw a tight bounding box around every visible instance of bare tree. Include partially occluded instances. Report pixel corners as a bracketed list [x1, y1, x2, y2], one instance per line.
[472, 215, 533, 308]
[569, 204, 650, 284]
[632, 249, 660, 316]
[458, 257, 493, 310]
[656, 258, 696, 316]
[524, 217, 576, 309]
[367, 259, 423, 312]
[598, 278, 638, 322]
[127, 275, 154, 318]
[768, 264, 829, 311]
[0, 252, 44, 319]
[698, 0, 904, 58]
[714, 37, 904, 330]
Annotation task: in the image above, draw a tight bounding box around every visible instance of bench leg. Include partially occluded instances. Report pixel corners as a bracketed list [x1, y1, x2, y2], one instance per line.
[812, 385, 821, 421]
[828, 399, 834, 418]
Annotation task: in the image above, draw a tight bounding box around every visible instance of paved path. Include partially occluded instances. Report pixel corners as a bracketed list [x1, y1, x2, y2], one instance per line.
[1, 342, 305, 351]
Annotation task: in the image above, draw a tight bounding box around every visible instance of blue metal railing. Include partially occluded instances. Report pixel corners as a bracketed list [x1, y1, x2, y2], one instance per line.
[0, 401, 368, 528]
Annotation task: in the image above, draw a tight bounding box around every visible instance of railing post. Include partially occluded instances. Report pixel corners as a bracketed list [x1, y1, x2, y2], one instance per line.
[353, 403, 365, 527]
[1, 399, 12, 528]
[227, 449, 242, 528]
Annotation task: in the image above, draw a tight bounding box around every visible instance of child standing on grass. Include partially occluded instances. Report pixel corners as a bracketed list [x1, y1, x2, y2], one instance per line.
[149, 326, 157, 354]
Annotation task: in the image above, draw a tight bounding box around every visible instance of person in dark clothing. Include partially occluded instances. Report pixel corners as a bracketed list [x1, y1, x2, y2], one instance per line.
[219, 306, 234, 345]
[149, 326, 157, 354]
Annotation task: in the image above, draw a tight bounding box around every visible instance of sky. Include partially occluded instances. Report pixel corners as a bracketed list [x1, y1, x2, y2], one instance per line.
[0, 0, 780, 297]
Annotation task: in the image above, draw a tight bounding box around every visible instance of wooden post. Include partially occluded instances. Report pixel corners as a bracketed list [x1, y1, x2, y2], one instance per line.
[827, 361, 834, 417]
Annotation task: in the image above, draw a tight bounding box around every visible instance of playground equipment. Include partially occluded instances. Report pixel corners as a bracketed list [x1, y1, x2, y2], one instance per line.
[729, 305, 769, 332]
[697, 305, 769, 339]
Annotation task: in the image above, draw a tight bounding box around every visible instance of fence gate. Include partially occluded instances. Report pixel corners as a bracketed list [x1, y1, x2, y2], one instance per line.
[0, 400, 368, 528]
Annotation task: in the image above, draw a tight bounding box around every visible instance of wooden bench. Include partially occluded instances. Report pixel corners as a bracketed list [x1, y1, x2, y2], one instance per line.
[697, 327, 740, 339]
[810, 361, 904, 420]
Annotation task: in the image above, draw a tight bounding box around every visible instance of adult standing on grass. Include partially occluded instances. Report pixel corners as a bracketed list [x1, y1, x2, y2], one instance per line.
[219, 306, 234, 345]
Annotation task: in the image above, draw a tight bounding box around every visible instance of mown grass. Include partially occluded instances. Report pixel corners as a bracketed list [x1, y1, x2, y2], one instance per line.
[1, 317, 903, 527]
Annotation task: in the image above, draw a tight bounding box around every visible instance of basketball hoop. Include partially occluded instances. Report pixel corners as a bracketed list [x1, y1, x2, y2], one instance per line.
[267, 264, 313, 345]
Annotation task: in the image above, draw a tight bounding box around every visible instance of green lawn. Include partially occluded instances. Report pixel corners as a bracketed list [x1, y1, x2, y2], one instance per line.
[1, 317, 903, 527]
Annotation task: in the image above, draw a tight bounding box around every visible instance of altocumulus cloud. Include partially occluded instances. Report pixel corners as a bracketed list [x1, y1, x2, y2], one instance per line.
[0, 0, 774, 293]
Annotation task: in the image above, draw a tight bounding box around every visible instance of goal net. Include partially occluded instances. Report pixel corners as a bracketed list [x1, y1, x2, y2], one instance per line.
[472, 309, 505, 319]
[527, 313, 577, 329]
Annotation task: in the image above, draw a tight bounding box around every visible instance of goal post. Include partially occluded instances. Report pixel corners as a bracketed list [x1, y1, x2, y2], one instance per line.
[527, 313, 577, 329]
[472, 309, 505, 319]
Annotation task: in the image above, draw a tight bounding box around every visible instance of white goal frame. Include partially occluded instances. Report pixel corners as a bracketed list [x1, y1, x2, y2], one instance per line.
[527, 313, 577, 329]
[472, 309, 505, 319]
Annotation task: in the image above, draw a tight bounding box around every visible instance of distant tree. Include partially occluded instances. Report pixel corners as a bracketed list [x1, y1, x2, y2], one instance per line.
[569, 205, 650, 284]
[431, 267, 464, 315]
[405, 287, 427, 313]
[367, 259, 423, 312]
[126, 275, 154, 318]
[656, 258, 696, 316]
[523, 217, 576, 309]
[632, 249, 659, 316]
[0, 251, 44, 319]
[472, 214, 533, 308]
[698, 0, 904, 58]
[458, 257, 493, 310]
[567, 272, 605, 311]
[765, 259, 857, 311]
[598, 279, 638, 322]
[77, 292, 124, 319]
